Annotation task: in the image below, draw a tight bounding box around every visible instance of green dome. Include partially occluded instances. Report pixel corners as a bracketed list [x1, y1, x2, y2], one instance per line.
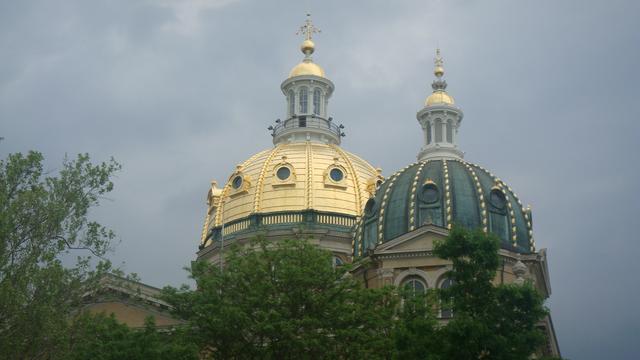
[354, 159, 534, 256]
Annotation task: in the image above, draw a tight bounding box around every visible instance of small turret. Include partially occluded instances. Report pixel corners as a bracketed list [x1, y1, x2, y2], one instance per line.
[417, 49, 464, 161]
[269, 14, 343, 146]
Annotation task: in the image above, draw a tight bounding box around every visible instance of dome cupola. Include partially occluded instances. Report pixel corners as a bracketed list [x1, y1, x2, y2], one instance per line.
[274, 14, 341, 146]
[417, 49, 464, 161]
[198, 15, 383, 262]
[354, 49, 535, 258]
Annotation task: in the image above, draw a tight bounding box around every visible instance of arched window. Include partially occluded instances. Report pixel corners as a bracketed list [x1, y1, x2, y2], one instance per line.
[288, 90, 295, 116]
[332, 256, 343, 268]
[402, 276, 427, 295]
[313, 88, 322, 115]
[299, 87, 308, 114]
[435, 119, 443, 143]
[440, 278, 454, 318]
[446, 120, 453, 143]
[488, 188, 509, 241]
[426, 122, 432, 144]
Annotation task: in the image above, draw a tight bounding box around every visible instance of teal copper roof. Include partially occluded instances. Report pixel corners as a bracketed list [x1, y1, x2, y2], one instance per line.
[354, 159, 534, 256]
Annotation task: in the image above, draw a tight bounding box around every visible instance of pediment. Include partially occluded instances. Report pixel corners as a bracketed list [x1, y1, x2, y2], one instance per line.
[374, 225, 448, 255]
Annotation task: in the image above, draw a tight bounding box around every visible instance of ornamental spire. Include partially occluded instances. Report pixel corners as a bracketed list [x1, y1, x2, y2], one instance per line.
[296, 13, 321, 57]
[431, 48, 447, 92]
[434, 48, 444, 77]
[297, 13, 321, 41]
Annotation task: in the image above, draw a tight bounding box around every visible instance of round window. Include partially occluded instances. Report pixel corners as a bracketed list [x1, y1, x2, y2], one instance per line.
[420, 184, 439, 204]
[489, 189, 506, 209]
[276, 166, 291, 181]
[232, 175, 243, 189]
[330, 168, 344, 182]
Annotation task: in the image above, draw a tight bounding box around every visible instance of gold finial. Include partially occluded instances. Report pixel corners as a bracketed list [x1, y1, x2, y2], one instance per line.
[434, 48, 444, 78]
[297, 13, 321, 56]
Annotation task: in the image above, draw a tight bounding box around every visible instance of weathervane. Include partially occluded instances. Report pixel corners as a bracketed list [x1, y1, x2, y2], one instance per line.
[296, 13, 321, 41]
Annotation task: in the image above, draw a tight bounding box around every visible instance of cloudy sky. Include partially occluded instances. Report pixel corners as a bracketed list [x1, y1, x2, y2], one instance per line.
[2, 0, 639, 358]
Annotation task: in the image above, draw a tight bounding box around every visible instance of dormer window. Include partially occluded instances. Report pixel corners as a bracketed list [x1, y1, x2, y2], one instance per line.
[299, 87, 308, 114]
[313, 88, 322, 115]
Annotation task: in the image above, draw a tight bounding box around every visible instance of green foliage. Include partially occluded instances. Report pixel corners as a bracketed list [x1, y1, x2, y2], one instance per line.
[163, 237, 399, 359]
[393, 289, 439, 360]
[432, 226, 549, 360]
[0, 151, 120, 358]
[60, 312, 198, 360]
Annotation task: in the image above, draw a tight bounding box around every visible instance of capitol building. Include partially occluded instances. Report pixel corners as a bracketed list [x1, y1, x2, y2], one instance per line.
[193, 15, 560, 357]
[87, 15, 560, 358]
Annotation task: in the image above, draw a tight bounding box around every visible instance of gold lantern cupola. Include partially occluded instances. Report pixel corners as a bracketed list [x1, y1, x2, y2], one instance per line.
[416, 48, 464, 161]
[425, 49, 455, 106]
[289, 13, 326, 78]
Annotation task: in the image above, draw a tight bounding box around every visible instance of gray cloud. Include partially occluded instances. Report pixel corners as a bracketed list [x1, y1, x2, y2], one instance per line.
[2, 0, 639, 358]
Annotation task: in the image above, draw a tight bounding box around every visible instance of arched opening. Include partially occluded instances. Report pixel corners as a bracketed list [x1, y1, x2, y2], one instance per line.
[439, 278, 454, 318]
[288, 90, 295, 116]
[313, 88, 322, 115]
[426, 122, 432, 144]
[435, 119, 443, 143]
[402, 276, 427, 295]
[488, 188, 509, 242]
[446, 120, 453, 143]
[299, 87, 308, 114]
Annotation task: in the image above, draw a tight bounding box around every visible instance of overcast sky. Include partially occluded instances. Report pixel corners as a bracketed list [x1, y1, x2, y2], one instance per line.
[2, 0, 639, 358]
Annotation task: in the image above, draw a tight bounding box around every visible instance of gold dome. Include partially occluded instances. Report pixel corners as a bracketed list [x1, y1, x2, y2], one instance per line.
[289, 60, 325, 78]
[425, 90, 455, 106]
[209, 142, 379, 228]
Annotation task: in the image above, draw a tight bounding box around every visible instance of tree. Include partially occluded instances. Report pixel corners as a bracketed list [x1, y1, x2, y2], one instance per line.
[432, 226, 550, 360]
[393, 289, 439, 360]
[163, 237, 398, 360]
[61, 312, 198, 360]
[0, 151, 120, 358]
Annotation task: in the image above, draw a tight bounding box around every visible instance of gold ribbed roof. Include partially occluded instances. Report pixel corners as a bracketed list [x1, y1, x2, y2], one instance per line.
[211, 142, 380, 226]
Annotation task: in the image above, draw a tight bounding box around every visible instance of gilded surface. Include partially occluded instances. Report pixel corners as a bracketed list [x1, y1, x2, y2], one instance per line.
[289, 61, 325, 78]
[425, 90, 455, 106]
[211, 142, 378, 226]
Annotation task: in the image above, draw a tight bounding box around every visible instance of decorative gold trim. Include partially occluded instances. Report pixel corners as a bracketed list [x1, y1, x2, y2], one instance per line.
[215, 150, 266, 226]
[306, 142, 313, 209]
[271, 155, 297, 187]
[377, 164, 413, 243]
[464, 161, 488, 232]
[408, 162, 427, 231]
[473, 163, 519, 247]
[253, 146, 282, 212]
[442, 160, 452, 229]
[330, 145, 363, 214]
[365, 167, 385, 198]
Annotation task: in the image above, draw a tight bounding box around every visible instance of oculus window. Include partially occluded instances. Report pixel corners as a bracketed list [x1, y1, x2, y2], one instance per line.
[330, 168, 344, 182]
[232, 175, 243, 189]
[276, 167, 291, 181]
